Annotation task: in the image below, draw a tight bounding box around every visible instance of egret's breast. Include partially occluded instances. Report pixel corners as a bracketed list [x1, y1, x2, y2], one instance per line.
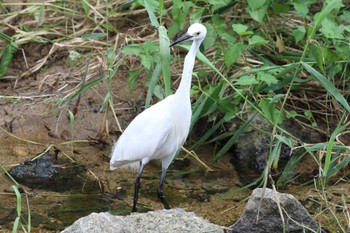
[154, 101, 191, 159]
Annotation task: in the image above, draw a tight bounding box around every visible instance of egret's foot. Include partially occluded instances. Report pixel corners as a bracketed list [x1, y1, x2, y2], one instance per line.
[162, 198, 170, 209]
[157, 187, 170, 209]
[132, 166, 144, 213]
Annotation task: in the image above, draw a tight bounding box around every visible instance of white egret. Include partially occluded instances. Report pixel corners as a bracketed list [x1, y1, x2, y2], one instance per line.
[110, 23, 207, 212]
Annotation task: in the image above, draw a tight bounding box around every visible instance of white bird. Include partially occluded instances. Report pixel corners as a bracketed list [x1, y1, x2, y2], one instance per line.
[110, 23, 207, 212]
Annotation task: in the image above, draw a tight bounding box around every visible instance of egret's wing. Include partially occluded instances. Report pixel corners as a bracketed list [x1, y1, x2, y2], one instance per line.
[110, 97, 173, 168]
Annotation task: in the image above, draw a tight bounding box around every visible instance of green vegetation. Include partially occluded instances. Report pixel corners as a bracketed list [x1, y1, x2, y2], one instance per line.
[1, 0, 350, 232]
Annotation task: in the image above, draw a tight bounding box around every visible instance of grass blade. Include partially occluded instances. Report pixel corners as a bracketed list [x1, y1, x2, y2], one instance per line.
[190, 116, 225, 150]
[301, 62, 350, 113]
[213, 114, 255, 161]
[143, 0, 159, 27]
[26, 193, 31, 233]
[11, 185, 22, 233]
[145, 63, 162, 108]
[159, 26, 171, 96]
[12, 217, 20, 233]
[322, 113, 345, 178]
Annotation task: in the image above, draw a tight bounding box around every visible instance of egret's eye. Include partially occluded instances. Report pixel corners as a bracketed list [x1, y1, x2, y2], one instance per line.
[195, 32, 200, 36]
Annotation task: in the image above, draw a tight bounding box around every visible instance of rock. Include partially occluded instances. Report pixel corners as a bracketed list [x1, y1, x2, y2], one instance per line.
[61, 212, 132, 233]
[230, 113, 325, 185]
[231, 114, 291, 184]
[61, 209, 224, 233]
[229, 188, 321, 233]
[7, 151, 86, 191]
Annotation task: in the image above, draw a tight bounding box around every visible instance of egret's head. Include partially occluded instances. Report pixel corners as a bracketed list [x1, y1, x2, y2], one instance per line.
[170, 23, 207, 47]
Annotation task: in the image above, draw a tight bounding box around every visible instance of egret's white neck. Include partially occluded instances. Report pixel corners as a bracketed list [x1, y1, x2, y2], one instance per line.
[175, 39, 202, 98]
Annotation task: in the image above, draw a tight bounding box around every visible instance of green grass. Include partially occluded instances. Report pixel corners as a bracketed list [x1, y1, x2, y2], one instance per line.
[1, 0, 350, 231]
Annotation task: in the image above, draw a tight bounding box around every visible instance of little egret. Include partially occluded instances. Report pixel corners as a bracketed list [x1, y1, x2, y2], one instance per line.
[110, 23, 207, 212]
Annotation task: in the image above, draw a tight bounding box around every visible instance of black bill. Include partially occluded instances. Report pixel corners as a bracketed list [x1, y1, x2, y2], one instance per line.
[169, 33, 193, 47]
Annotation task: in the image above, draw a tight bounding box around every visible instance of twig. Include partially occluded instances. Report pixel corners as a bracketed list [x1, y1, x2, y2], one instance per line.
[181, 147, 213, 172]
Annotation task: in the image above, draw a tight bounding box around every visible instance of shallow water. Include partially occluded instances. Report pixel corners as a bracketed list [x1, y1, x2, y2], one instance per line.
[0, 137, 248, 232]
[1, 123, 349, 232]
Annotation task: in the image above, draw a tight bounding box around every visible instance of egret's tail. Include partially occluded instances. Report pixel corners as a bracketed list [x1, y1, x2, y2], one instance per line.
[110, 161, 140, 172]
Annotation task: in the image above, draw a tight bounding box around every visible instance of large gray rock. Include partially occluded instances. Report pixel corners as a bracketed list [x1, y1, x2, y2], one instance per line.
[230, 188, 321, 233]
[61, 208, 224, 233]
[61, 212, 132, 233]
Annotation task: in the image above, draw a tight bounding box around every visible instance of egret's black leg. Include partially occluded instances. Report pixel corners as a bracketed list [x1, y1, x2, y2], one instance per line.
[132, 163, 145, 212]
[157, 167, 170, 209]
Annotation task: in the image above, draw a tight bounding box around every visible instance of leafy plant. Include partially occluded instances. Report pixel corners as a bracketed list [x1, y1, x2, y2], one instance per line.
[0, 33, 18, 79]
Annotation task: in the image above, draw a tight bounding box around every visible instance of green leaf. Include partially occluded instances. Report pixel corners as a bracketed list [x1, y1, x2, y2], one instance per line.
[293, 2, 309, 16]
[301, 62, 350, 113]
[287, 110, 298, 119]
[209, 0, 232, 12]
[190, 8, 204, 24]
[68, 50, 81, 62]
[272, 3, 290, 13]
[121, 44, 142, 55]
[224, 43, 242, 68]
[320, 18, 344, 39]
[140, 55, 154, 71]
[0, 42, 17, 78]
[292, 26, 306, 43]
[122, 42, 158, 71]
[236, 75, 258, 85]
[202, 23, 217, 51]
[314, 0, 344, 30]
[248, 35, 268, 45]
[258, 72, 278, 86]
[170, 0, 193, 34]
[232, 24, 252, 36]
[247, 0, 267, 10]
[248, 9, 266, 23]
[304, 111, 313, 118]
[80, 0, 90, 15]
[259, 98, 284, 124]
[270, 94, 285, 103]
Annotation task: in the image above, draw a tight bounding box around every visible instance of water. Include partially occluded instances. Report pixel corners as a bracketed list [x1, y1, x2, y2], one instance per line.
[0, 141, 247, 232]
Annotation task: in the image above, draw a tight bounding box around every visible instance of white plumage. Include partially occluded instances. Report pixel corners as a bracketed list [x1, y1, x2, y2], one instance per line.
[110, 94, 190, 171]
[110, 23, 207, 212]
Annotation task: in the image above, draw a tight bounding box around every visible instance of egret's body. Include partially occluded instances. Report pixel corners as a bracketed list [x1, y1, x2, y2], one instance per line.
[110, 23, 207, 212]
[110, 94, 190, 170]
